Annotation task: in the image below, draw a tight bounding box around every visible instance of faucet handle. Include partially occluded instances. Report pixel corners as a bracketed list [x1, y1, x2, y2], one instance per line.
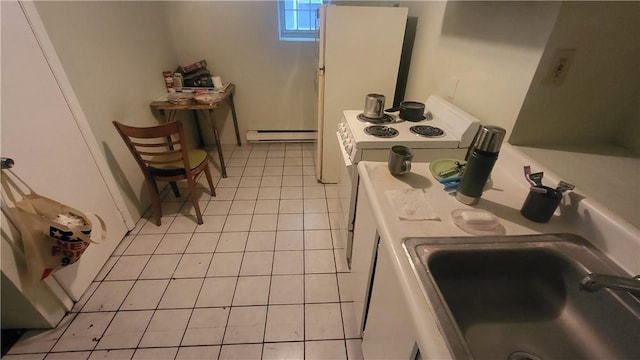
[580, 273, 640, 294]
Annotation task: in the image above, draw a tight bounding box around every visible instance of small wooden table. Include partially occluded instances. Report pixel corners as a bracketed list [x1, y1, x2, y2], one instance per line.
[150, 83, 241, 178]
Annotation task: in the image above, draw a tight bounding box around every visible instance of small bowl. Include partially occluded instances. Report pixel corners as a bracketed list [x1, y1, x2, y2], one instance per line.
[168, 92, 193, 105]
[194, 92, 224, 105]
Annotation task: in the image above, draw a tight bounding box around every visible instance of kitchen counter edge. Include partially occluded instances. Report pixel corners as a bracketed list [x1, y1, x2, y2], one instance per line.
[356, 144, 640, 360]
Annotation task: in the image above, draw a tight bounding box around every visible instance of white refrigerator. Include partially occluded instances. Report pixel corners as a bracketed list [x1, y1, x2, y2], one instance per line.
[315, 5, 408, 183]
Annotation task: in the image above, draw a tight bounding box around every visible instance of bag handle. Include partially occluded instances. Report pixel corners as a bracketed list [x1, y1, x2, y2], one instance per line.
[0, 169, 37, 208]
[0, 204, 28, 260]
[2, 170, 107, 245]
[3, 169, 36, 192]
[88, 213, 107, 244]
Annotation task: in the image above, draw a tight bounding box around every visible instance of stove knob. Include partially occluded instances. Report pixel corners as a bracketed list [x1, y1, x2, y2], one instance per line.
[345, 142, 353, 153]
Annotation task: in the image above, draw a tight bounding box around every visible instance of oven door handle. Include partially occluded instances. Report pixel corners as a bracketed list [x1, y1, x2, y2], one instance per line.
[336, 132, 353, 167]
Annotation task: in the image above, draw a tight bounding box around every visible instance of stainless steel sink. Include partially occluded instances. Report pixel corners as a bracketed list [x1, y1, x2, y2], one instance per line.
[403, 233, 640, 360]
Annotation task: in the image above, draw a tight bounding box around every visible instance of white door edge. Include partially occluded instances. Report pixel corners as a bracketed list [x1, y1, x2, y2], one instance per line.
[20, 1, 136, 230]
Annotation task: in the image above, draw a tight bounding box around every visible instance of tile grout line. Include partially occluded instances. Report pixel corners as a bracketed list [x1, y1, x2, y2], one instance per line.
[92, 187, 207, 354]
[174, 229, 216, 355]
[10, 143, 354, 359]
[201, 147, 241, 359]
[302, 201, 307, 360]
[67, 228, 165, 354]
[209, 146, 244, 360]
[216, 202, 250, 357]
[327, 183, 350, 358]
[259, 212, 278, 359]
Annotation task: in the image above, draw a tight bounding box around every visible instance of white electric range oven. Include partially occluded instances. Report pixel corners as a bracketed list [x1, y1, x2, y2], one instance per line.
[336, 95, 481, 266]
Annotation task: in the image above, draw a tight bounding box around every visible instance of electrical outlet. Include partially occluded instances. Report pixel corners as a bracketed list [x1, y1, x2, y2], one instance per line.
[543, 48, 576, 85]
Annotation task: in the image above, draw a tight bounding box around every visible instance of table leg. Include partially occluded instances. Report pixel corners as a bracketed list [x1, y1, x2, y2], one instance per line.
[199, 109, 228, 178]
[228, 93, 242, 146]
[191, 109, 205, 147]
[151, 107, 176, 124]
[167, 109, 177, 122]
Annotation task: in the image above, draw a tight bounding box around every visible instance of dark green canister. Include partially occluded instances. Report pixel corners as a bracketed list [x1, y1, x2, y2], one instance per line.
[456, 125, 506, 205]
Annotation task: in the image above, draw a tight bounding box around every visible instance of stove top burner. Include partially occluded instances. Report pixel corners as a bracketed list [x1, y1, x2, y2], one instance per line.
[410, 125, 445, 138]
[364, 125, 399, 138]
[357, 113, 394, 125]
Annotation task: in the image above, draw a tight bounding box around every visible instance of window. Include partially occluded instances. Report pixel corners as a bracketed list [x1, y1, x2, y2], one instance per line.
[277, 0, 323, 41]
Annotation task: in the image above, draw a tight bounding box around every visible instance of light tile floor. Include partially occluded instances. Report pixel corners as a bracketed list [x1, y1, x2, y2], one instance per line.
[6, 142, 363, 360]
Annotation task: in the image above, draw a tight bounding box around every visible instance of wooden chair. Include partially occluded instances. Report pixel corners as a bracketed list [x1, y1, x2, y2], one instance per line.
[113, 120, 216, 225]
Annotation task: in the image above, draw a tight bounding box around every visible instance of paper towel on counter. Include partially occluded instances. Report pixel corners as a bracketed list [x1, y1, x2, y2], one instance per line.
[385, 189, 441, 221]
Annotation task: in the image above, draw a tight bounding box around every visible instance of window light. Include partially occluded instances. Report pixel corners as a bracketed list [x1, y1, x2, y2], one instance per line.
[277, 0, 323, 42]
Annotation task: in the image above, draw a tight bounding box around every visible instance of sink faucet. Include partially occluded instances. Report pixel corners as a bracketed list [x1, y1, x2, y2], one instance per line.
[580, 273, 640, 296]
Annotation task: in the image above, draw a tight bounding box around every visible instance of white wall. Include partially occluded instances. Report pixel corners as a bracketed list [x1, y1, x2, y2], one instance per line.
[510, 1, 640, 152]
[507, 2, 640, 228]
[34, 1, 180, 217]
[403, 1, 561, 136]
[300, 1, 560, 138]
[402, 1, 447, 104]
[30, 1, 637, 224]
[29, 0, 558, 218]
[165, 1, 318, 145]
[616, 94, 640, 153]
[34, 1, 318, 216]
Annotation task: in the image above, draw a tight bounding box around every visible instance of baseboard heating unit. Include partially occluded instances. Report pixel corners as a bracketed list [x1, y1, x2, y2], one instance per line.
[246, 130, 317, 143]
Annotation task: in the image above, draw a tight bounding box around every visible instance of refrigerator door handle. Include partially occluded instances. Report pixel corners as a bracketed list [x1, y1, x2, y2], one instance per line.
[315, 70, 326, 181]
[318, 5, 327, 70]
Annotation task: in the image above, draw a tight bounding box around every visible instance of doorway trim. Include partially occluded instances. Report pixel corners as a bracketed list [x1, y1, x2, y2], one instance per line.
[19, 1, 136, 229]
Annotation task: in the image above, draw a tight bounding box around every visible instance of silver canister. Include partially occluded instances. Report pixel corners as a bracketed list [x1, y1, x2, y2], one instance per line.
[472, 125, 507, 153]
[363, 94, 386, 118]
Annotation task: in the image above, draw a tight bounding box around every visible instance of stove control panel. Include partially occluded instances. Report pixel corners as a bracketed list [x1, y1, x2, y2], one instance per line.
[338, 119, 356, 161]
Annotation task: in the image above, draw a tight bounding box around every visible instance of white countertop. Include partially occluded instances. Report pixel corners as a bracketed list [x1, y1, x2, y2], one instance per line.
[356, 143, 640, 359]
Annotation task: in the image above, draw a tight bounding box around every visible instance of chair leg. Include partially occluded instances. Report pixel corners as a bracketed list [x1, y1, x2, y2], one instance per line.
[146, 180, 163, 226]
[186, 178, 203, 225]
[203, 163, 216, 196]
[169, 182, 181, 198]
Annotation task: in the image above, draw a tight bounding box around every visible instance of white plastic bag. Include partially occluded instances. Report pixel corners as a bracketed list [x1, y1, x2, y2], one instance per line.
[1, 170, 106, 281]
